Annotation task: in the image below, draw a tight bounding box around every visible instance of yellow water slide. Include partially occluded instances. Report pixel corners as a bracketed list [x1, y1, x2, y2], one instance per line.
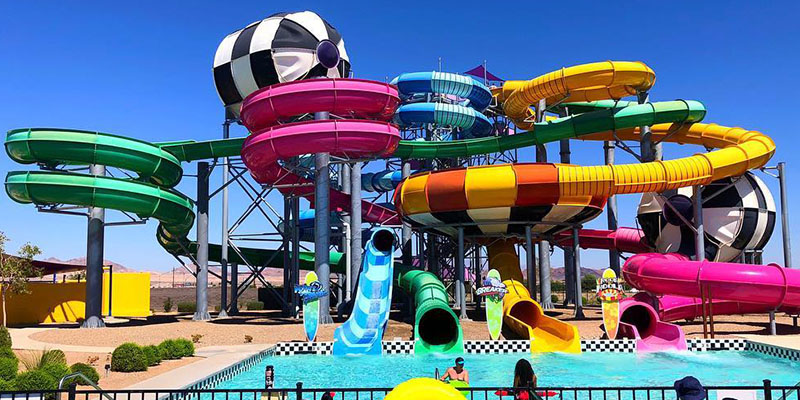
[487, 241, 581, 353]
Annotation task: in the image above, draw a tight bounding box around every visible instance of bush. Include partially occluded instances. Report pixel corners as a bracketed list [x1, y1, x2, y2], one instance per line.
[551, 294, 559, 303]
[142, 345, 162, 366]
[245, 301, 264, 311]
[42, 349, 66, 366]
[163, 297, 173, 312]
[0, 357, 17, 381]
[110, 343, 147, 372]
[0, 327, 11, 349]
[14, 370, 56, 391]
[68, 363, 99, 385]
[0, 347, 15, 360]
[39, 362, 69, 382]
[174, 339, 194, 357]
[158, 340, 181, 360]
[0, 379, 14, 391]
[191, 334, 203, 344]
[581, 274, 598, 291]
[244, 335, 253, 343]
[177, 302, 196, 313]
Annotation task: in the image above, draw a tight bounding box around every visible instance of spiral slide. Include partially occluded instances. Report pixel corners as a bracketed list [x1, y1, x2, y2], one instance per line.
[3, 128, 347, 272]
[332, 229, 396, 355]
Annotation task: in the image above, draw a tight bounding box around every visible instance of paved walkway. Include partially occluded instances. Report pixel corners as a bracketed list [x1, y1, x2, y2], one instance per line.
[736, 333, 800, 351]
[126, 344, 269, 390]
[10, 327, 116, 353]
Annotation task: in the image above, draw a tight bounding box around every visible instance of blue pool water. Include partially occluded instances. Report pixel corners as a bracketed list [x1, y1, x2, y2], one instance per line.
[215, 351, 800, 390]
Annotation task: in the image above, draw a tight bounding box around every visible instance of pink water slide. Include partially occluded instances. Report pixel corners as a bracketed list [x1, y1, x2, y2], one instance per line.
[619, 253, 800, 351]
[239, 79, 403, 225]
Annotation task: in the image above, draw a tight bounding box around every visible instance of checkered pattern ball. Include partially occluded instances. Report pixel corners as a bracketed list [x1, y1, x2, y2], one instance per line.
[213, 11, 351, 117]
[637, 172, 776, 262]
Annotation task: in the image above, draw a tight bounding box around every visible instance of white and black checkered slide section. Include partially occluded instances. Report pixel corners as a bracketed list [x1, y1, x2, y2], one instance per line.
[213, 11, 351, 116]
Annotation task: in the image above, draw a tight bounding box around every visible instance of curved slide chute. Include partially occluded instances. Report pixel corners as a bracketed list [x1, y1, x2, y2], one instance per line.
[333, 229, 396, 355]
[398, 270, 463, 354]
[487, 241, 581, 353]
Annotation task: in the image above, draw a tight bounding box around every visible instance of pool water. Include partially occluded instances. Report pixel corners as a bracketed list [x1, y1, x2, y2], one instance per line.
[215, 351, 800, 389]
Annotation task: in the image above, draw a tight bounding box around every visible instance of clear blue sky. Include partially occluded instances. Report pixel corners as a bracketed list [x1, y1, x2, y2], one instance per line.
[1, 1, 799, 271]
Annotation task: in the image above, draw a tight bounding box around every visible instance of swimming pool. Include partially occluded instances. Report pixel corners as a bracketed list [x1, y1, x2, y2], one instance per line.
[214, 351, 800, 390]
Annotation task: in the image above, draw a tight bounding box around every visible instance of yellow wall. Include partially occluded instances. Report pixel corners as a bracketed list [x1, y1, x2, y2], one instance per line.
[0, 272, 151, 326]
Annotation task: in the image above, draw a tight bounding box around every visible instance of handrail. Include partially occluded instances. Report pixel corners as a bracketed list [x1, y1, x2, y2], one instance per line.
[777, 380, 800, 400]
[58, 372, 114, 400]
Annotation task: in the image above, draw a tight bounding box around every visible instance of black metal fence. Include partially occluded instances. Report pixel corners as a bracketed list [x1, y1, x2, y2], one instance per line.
[1, 380, 797, 400]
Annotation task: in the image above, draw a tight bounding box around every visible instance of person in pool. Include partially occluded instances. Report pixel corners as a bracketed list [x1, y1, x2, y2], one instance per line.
[513, 359, 539, 400]
[440, 357, 470, 384]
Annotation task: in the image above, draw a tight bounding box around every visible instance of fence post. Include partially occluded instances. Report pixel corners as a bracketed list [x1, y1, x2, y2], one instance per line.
[296, 382, 303, 400]
[764, 379, 773, 400]
[68, 382, 77, 400]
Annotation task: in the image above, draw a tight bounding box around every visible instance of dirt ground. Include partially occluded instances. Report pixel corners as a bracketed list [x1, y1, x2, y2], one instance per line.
[30, 305, 800, 350]
[12, 349, 200, 390]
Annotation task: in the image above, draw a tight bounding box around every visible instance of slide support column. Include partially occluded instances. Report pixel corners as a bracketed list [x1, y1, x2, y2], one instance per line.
[341, 165, 352, 303]
[82, 164, 106, 328]
[219, 119, 230, 317]
[525, 225, 536, 298]
[194, 161, 211, 321]
[560, 136, 576, 305]
[572, 227, 585, 319]
[350, 162, 362, 300]
[314, 110, 333, 324]
[638, 91, 655, 162]
[604, 141, 620, 274]
[456, 227, 467, 319]
[282, 196, 292, 315]
[291, 198, 301, 317]
[536, 99, 553, 310]
[230, 263, 239, 314]
[778, 162, 793, 268]
[693, 185, 705, 262]
[401, 162, 413, 265]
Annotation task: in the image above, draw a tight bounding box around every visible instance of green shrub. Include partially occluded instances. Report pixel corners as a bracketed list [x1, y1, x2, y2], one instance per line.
[39, 362, 69, 382]
[0, 347, 15, 360]
[158, 339, 181, 360]
[163, 297, 173, 312]
[0, 379, 14, 391]
[110, 343, 147, 372]
[174, 338, 194, 357]
[0, 327, 11, 349]
[245, 301, 264, 311]
[42, 349, 66, 366]
[14, 370, 56, 391]
[551, 294, 559, 303]
[176, 302, 196, 313]
[67, 363, 99, 385]
[142, 345, 162, 366]
[0, 357, 17, 381]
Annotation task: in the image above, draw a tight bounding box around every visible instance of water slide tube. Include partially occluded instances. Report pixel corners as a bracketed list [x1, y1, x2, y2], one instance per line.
[553, 227, 651, 254]
[333, 229, 396, 355]
[398, 269, 464, 354]
[4, 128, 347, 271]
[487, 240, 581, 353]
[621, 252, 800, 333]
[239, 78, 402, 225]
[392, 72, 493, 138]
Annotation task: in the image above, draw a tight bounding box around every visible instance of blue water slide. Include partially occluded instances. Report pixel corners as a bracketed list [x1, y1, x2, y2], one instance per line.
[332, 228, 396, 356]
[392, 71, 492, 111]
[361, 169, 404, 192]
[393, 102, 493, 138]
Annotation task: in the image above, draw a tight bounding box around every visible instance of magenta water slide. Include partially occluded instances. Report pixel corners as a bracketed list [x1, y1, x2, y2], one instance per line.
[239, 79, 401, 225]
[554, 227, 651, 254]
[620, 253, 800, 351]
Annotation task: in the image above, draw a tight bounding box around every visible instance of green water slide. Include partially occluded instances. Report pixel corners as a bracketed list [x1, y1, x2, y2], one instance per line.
[398, 270, 463, 354]
[4, 128, 344, 271]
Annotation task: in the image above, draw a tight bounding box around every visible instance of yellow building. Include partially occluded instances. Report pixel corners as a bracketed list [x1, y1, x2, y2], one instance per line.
[0, 272, 150, 326]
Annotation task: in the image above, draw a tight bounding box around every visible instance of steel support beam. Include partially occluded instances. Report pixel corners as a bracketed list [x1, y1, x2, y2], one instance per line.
[313, 110, 333, 324]
[638, 91, 655, 162]
[230, 263, 239, 314]
[193, 161, 211, 321]
[456, 227, 467, 319]
[350, 162, 362, 301]
[778, 162, 793, 268]
[572, 227, 585, 319]
[401, 162, 413, 265]
[536, 98, 553, 309]
[82, 164, 106, 328]
[219, 120, 230, 318]
[693, 185, 705, 261]
[525, 225, 536, 298]
[560, 137, 576, 306]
